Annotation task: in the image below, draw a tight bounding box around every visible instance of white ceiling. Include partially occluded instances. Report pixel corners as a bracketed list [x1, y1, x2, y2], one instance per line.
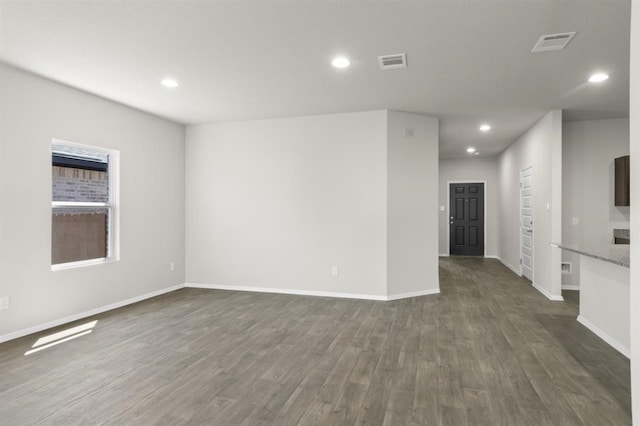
[0, 0, 631, 158]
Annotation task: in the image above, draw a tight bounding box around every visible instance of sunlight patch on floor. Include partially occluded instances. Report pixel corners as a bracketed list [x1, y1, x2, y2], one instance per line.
[25, 320, 97, 355]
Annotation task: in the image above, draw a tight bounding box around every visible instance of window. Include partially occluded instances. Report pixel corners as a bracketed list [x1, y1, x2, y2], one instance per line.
[51, 139, 119, 269]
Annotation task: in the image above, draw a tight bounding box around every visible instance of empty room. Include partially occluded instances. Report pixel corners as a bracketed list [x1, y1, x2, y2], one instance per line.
[1, 0, 639, 425]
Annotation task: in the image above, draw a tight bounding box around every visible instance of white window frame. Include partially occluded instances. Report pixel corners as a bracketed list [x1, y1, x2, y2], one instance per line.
[51, 138, 120, 271]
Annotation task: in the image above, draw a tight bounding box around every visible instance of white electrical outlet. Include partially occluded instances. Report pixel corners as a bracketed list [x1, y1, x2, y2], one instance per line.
[332, 266, 339, 277]
[169, 262, 175, 272]
[572, 217, 579, 226]
[0, 296, 9, 311]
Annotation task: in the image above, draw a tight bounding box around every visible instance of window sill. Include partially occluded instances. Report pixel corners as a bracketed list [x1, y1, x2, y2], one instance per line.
[51, 257, 119, 271]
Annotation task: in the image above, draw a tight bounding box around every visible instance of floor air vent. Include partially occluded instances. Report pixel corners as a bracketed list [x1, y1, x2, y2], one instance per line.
[531, 32, 576, 52]
[378, 53, 407, 70]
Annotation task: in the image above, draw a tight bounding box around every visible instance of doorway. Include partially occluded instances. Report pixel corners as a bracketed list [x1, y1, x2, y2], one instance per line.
[449, 182, 485, 256]
[520, 167, 533, 280]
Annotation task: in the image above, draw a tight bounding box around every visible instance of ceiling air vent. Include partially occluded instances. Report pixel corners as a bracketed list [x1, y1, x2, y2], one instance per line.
[378, 53, 407, 70]
[531, 32, 576, 52]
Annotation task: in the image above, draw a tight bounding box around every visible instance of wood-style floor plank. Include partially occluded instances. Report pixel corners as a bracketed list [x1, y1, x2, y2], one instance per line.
[0, 257, 632, 425]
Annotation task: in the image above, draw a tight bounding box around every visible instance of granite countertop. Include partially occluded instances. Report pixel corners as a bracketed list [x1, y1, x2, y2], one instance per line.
[551, 243, 630, 268]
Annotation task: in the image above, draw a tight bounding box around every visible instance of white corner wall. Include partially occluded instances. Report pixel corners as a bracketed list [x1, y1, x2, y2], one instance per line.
[185, 111, 389, 298]
[562, 119, 630, 289]
[497, 110, 563, 300]
[438, 157, 499, 257]
[185, 110, 440, 300]
[629, 0, 639, 420]
[0, 64, 186, 340]
[386, 111, 439, 298]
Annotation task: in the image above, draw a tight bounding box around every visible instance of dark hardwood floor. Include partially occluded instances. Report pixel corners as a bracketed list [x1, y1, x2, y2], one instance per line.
[0, 257, 631, 425]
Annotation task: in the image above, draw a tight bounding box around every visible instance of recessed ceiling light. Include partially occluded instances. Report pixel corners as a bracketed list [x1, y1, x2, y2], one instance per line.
[479, 124, 491, 132]
[474, 152, 480, 156]
[161, 78, 179, 88]
[331, 56, 350, 68]
[588, 73, 609, 83]
[466, 147, 476, 153]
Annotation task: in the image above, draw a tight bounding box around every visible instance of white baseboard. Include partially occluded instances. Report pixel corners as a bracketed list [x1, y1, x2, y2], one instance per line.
[577, 315, 630, 358]
[495, 258, 565, 301]
[386, 288, 440, 301]
[440, 254, 499, 259]
[0, 284, 185, 344]
[0, 281, 442, 344]
[438, 253, 504, 263]
[186, 283, 440, 302]
[532, 282, 564, 301]
[186, 283, 388, 301]
[562, 285, 580, 291]
[497, 257, 521, 276]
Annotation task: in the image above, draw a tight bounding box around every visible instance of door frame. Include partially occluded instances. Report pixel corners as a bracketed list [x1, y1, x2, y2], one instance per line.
[520, 166, 533, 280]
[446, 180, 488, 257]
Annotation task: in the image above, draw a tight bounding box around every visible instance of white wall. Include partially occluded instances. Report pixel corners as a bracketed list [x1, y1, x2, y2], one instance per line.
[497, 110, 563, 300]
[629, 0, 639, 420]
[386, 111, 439, 297]
[185, 110, 440, 299]
[0, 64, 186, 340]
[562, 119, 630, 289]
[186, 111, 389, 298]
[438, 157, 499, 257]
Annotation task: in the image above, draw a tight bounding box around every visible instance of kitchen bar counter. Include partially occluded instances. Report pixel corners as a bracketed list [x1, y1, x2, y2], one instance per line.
[550, 242, 630, 268]
[552, 242, 630, 357]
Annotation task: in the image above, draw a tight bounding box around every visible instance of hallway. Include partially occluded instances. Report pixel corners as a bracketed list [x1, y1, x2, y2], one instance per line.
[439, 256, 630, 424]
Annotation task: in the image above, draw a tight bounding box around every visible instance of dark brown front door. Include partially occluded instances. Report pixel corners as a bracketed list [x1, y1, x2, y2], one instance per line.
[450, 183, 484, 256]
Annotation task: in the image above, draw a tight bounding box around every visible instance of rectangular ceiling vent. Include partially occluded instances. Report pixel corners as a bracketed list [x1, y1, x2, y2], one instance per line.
[378, 53, 407, 70]
[531, 32, 576, 52]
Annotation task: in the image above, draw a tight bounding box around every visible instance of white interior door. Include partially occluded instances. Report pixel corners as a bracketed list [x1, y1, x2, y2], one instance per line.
[521, 167, 533, 280]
